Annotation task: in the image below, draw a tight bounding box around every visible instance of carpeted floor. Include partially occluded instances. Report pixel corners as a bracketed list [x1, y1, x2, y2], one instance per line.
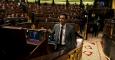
[81, 33, 110, 60]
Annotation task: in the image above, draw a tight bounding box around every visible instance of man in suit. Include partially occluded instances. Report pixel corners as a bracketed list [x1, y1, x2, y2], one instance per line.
[51, 14, 76, 55]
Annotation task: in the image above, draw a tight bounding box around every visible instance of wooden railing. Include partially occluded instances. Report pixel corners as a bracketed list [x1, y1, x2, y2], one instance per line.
[67, 46, 82, 60]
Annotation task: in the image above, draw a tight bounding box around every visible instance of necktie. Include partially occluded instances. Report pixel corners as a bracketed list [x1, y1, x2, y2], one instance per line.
[60, 26, 63, 45]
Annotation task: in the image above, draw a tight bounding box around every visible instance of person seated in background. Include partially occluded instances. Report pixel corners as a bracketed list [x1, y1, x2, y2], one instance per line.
[26, 24, 39, 41]
[31, 24, 36, 29]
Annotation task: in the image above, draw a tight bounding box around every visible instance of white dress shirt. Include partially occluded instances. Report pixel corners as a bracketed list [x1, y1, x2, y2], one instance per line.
[59, 24, 66, 45]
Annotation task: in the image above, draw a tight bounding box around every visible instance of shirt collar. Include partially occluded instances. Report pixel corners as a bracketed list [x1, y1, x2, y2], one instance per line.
[60, 24, 66, 28]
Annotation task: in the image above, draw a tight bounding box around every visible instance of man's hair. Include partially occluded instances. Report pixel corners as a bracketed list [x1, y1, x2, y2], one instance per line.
[59, 14, 67, 19]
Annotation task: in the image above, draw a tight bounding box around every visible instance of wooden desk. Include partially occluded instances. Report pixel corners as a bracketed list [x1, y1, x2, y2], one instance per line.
[30, 42, 83, 60]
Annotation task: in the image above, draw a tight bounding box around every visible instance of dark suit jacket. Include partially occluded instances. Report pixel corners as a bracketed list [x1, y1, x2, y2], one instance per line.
[52, 23, 76, 52]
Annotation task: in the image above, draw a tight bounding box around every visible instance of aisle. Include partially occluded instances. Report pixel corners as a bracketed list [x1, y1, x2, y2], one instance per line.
[81, 33, 109, 60]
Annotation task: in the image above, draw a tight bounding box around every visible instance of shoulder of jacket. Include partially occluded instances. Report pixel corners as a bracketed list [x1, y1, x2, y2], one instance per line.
[66, 23, 74, 27]
[55, 23, 59, 25]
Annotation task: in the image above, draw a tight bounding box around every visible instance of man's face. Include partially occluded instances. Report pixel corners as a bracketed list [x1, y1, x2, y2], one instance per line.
[59, 15, 66, 25]
[31, 24, 35, 29]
